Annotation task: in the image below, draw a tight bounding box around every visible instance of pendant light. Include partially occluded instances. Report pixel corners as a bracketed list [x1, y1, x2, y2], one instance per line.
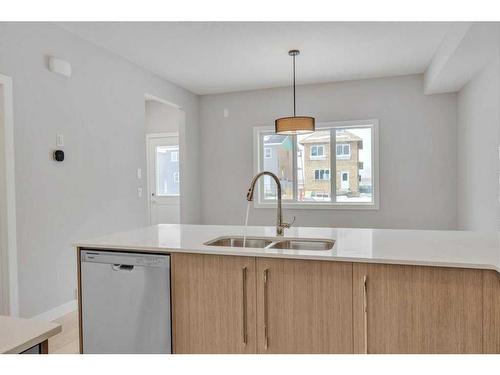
[275, 49, 315, 134]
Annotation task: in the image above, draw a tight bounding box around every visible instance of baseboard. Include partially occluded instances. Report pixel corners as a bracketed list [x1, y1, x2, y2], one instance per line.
[31, 299, 77, 322]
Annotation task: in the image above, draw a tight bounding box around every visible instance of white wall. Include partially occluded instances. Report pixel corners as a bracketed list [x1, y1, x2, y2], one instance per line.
[199, 75, 458, 230]
[145, 100, 181, 134]
[0, 23, 201, 317]
[0, 86, 6, 313]
[457, 53, 500, 230]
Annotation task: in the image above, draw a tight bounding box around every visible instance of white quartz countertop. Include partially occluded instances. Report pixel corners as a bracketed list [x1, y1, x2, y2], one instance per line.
[0, 315, 61, 354]
[75, 224, 500, 274]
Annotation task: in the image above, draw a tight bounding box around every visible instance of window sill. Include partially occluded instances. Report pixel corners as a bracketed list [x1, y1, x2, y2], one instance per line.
[310, 156, 327, 160]
[254, 201, 379, 210]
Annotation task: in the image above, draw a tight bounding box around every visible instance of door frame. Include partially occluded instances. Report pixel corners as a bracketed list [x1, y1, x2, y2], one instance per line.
[0, 73, 19, 316]
[146, 132, 180, 225]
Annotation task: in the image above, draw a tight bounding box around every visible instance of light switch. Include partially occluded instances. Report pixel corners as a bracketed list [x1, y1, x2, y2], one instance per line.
[56, 133, 64, 147]
[137, 187, 143, 198]
[223, 108, 229, 118]
[137, 168, 142, 179]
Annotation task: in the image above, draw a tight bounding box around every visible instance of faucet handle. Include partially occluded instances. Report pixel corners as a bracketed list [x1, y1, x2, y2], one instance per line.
[283, 216, 296, 229]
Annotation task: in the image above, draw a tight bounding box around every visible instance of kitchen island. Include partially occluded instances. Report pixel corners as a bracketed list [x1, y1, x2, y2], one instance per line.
[76, 224, 500, 354]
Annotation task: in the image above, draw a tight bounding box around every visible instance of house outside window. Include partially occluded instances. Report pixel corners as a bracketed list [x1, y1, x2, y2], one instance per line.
[155, 145, 180, 196]
[253, 119, 379, 209]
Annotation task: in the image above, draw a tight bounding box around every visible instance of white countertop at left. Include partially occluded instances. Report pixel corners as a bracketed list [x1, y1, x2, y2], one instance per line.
[75, 224, 500, 274]
[0, 315, 61, 354]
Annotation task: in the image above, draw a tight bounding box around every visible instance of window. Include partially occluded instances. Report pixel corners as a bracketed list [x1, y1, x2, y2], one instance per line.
[156, 145, 179, 196]
[260, 133, 294, 200]
[336, 143, 351, 159]
[310, 145, 325, 159]
[314, 169, 330, 180]
[264, 147, 272, 158]
[254, 120, 378, 208]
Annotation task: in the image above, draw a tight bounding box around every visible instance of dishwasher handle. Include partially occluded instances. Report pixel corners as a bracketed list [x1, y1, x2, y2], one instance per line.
[111, 264, 135, 271]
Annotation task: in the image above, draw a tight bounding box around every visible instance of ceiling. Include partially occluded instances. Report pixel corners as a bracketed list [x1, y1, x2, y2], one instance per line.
[58, 22, 453, 95]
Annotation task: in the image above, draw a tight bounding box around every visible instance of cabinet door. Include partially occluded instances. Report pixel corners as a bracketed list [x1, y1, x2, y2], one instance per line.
[353, 263, 483, 353]
[171, 253, 256, 353]
[483, 270, 500, 353]
[256, 258, 353, 353]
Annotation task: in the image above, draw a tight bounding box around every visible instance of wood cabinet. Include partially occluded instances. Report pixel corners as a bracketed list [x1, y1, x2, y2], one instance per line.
[171, 254, 353, 354]
[255, 258, 353, 353]
[352, 263, 483, 353]
[171, 253, 256, 353]
[483, 270, 500, 353]
[171, 253, 497, 354]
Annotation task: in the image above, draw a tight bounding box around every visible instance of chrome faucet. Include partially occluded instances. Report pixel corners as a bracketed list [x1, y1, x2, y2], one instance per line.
[246, 171, 295, 236]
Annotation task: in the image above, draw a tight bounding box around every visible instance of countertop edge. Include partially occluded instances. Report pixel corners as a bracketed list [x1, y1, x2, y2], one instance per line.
[75, 243, 500, 275]
[1, 322, 62, 354]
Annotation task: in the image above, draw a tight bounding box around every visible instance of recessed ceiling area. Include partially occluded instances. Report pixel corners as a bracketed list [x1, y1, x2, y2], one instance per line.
[58, 22, 452, 95]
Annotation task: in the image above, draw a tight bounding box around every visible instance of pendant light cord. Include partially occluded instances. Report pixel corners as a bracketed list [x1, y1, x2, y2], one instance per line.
[293, 53, 296, 117]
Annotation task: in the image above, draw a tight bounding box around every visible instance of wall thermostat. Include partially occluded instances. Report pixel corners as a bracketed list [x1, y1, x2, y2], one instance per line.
[53, 150, 64, 162]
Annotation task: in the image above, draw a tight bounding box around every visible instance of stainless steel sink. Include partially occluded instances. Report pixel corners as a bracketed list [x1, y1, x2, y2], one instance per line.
[204, 236, 274, 249]
[204, 236, 334, 251]
[268, 239, 335, 251]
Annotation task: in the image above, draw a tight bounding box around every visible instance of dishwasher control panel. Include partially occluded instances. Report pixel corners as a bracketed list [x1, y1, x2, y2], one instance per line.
[81, 250, 169, 268]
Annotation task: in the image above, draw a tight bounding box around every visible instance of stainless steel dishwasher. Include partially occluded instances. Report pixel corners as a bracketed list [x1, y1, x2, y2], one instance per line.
[80, 250, 171, 354]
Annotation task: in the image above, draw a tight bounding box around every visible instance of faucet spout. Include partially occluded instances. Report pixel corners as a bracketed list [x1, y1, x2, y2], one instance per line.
[246, 171, 293, 236]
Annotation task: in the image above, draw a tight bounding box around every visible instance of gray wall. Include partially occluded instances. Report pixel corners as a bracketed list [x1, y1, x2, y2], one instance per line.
[199, 74, 458, 230]
[457, 53, 500, 230]
[0, 23, 200, 317]
[145, 99, 181, 134]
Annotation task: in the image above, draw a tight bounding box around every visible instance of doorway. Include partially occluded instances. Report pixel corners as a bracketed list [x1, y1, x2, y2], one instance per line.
[147, 134, 180, 224]
[145, 96, 182, 225]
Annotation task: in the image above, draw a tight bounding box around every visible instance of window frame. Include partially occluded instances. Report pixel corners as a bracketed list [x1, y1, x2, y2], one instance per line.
[170, 150, 179, 162]
[336, 143, 351, 159]
[253, 119, 379, 210]
[310, 145, 325, 159]
[314, 169, 331, 181]
[263, 147, 272, 159]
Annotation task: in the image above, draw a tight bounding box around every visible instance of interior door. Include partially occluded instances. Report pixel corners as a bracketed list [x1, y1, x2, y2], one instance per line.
[256, 258, 353, 353]
[147, 134, 180, 224]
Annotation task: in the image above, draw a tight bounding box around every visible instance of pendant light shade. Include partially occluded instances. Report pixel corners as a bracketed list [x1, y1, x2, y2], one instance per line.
[275, 49, 315, 135]
[275, 116, 315, 134]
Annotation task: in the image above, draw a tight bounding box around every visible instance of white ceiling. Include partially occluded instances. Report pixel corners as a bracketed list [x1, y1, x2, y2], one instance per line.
[58, 22, 453, 95]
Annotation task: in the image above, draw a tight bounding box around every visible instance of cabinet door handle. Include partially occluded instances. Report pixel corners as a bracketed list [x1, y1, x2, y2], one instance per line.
[263, 268, 269, 350]
[363, 274, 368, 354]
[242, 266, 248, 345]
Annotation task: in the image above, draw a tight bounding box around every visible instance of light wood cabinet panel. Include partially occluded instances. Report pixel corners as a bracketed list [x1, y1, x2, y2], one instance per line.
[171, 253, 256, 353]
[256, 258, 353, 353]
[483, 270, 500, 353]
[353, 263, 483, 353]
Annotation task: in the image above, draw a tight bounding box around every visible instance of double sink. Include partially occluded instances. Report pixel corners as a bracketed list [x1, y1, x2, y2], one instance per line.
[204, 236, 335, 251]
